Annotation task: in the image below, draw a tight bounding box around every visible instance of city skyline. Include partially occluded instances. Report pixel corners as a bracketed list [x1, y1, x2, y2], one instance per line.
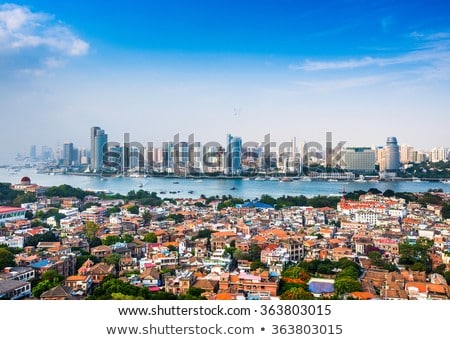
[1, 1, 450, 162]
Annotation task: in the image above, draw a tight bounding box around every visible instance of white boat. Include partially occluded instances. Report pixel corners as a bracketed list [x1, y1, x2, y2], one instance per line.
[299, 176, 312, 182]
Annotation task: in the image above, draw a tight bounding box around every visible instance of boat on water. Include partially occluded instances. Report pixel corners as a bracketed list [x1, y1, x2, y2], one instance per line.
[280, 177, 293, 182]
[328, 179, 338, 182]
[299, 176, 312, 182]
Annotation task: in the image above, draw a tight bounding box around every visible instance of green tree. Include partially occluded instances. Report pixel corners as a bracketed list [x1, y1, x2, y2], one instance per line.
[45, 184, 89, 199]
[280, 287, 314, 300]
[383, 189, 395, 197]
[185, 287, 205, 298]
[259, 194, 277, 206]
[24, 231, 58, 247]
[111, 292, 144, 300]
[399, 237, 433, 273]
[32, 280, 55, 298]
[434, 264, 447, 275]
[143, 232, 157, 243]
[104, 253, 122, 272]
[334, 277, 362, 296]
[85, 221, 99, 241]
[142, 211, 152, 225]
[103, 235, 121, 246]
[442, 203, 450, 219]
[167, 245, 178, 252]
[0, 248, 15, 270]
[121, 234, 134, 243]
[89, 237, 102, 248]
[166, 213, 184, 224]
[41, 269, 64, 283]
[248, 244, 262, 261]
[90, 276, 152, 300]
[127, 205, 139, 215]
[444, 271, 450, 285]
[250, 260, 266, 271]
[106, 206, 121, 217]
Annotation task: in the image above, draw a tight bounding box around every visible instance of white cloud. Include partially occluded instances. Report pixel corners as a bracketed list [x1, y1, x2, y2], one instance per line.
[294, 75, 391, 93]
[290, 31, 450, 72]
[0, 3, 88, 72]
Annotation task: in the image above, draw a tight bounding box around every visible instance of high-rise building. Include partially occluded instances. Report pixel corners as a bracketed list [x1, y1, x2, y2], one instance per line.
[384, 136, 400, 175]
[226, 134, 242, 175]
[400, 144, 415, 164]
[429, 147, 448, 163]
[90, 127, 101, 170]
[41, 146, 53, 161]
[189, 141, 203, 174]
[93, 129, 107, 172]
[341, 147, 376, 174]
[162, 141, 174, 172]
[29, 145, 36, 159]
[63, 142, 74, 167]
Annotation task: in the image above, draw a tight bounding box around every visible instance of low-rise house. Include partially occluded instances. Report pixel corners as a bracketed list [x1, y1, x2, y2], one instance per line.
[0, 280, 31, 300]
[91, 245, 113, 260]
[40, 285, 74, 300]
[0, 267, 35, 282]
[65, 275, 93, 296]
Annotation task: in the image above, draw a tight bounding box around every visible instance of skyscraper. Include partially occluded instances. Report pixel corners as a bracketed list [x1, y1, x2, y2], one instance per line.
[90, 126, 100, 171]
[63, 142, 74, 167]
[93, 129, 107, 173]
[226, 134, 242, 175]
[384, 136, 400, 175]
[29, 145, 36, 159]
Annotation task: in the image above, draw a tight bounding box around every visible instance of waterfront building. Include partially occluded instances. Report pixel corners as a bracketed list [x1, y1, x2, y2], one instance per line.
[90, 127, 100, 170]
[63, 142, 74, 167]
[379, 137, 400, 178]
[341, 147, 376, 174]
[400, 144, 415, 164]
[226, 134, 242, 176]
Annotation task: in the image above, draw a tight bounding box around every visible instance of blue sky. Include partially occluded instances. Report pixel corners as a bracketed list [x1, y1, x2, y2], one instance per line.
[1, 0, 449, 162]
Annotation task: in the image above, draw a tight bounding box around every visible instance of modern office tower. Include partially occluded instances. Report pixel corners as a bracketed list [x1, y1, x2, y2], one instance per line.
[326, 131, 332, 168]
[189, 141, 203, 174]
[384, 136, 400, 175]
[63, 142, 74, 167]
[90, 126, 101, 170]
[162, 141, 174, 173]
[93, 129, 107, 172]
[146, 144, 154, 173]
[79, 148, 88, 165]
[174, 141, 189, 169]
[226, 134, 242, 175]
[341, 147, 376, 174]
[29, 145, 37, 159]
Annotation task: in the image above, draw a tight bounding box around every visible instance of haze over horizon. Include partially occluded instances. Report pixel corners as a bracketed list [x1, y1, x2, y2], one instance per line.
[1, 1, 449, 162]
